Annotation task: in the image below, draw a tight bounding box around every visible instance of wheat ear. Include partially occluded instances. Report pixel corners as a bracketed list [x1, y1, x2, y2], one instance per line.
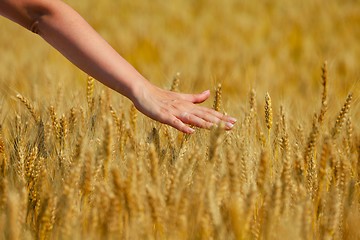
[265, 92, 273, 139]
[213, 83, 222, 112]
[331, 93, 352, 139]
[16, 94, 40, 123]
[318, 61, 328, 124]
[170, 72, 181, 92]
[87, 75, 95, 110]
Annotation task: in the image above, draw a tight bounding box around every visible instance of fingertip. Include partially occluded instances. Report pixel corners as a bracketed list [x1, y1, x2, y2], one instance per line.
[169, 116, 195, 134]
[193, 90, 210, 103]
[201, 90, 210, 95]
[201, 90, 211, 99]
[225, 122, 234, 130]
[228, 117, 237, 124]
[187, 127, 195, 134]
[221, 113, 237, 124]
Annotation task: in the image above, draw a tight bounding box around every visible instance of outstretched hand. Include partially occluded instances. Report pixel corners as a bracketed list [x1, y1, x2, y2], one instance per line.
[0, 1, 236, 134]
[132, 83, 237, 134]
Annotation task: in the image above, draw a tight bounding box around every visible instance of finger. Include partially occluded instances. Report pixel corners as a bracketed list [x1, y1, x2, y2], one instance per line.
[192, 111, 234, 130]
[196, 106, 237, 124]
[220, 114, 238, 124]
[179, 90, 210, 103]
[192, 108, 237, 131]
[161, 114, 195, 134]
[191, 108, 221, 124]
[177, 112, 214, 129]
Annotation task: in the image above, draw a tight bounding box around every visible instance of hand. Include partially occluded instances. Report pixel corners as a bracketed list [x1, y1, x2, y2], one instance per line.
[132, 83, 237, 134]
[0, 1, 237, 134]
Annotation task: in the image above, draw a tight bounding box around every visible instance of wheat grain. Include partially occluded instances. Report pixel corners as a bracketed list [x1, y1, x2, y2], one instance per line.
[249, 88, 257, 113]
[48, 106, 59, 138]
[346, 116, 353, 153]
[332, 93, 352, 139]
[16, 94, 40, 123]
[0, 126, 7, 177]
[0, 178, 8, 211]
[36, 120, 47, 158]
[162, 127, 175, 162]
[129, 104, 137, 136]
[68, 107, 77, 134]
[0, 125, 4, 155]
[239, 146, 249, 193]
[256, 150, 268, 193]
[213, 83, 222, 112]
[318, 61, 328, 125]
[280, 132, 292, 213]
[356, 141, 360, 184]
[59, 114, 68, 149]
[87, 76, 95, 111]
[265, 92, 273, 133]
[101, 121, 111, 180]
[170, 72, 180, 92]
[304, 114, 319, 194]
[315, 136, 330, 211]
[149, 143, 160, 187]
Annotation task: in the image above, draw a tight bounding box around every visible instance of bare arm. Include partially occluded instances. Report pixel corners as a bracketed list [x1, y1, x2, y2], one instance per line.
[0, 0, 236, 133]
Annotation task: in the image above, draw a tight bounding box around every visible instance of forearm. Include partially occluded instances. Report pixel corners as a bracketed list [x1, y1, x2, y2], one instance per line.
[0, 0, 147, 101]
[0, 0, 237, 133]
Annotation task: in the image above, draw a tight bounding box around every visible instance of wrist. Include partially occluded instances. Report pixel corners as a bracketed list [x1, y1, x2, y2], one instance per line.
[126, 76, 152, 104]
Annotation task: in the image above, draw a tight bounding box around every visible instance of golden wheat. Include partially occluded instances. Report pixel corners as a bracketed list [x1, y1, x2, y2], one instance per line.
[265, 92, 273, 137]
[213, 83, 222, 112]
[0, 1, 359, 239]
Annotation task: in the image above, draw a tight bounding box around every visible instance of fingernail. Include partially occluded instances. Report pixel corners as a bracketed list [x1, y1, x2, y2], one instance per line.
[188, 128, 195, 134]
[226, 122, 234, 129]
[229, 117, 237, 124]
[202, 90, 210, 94]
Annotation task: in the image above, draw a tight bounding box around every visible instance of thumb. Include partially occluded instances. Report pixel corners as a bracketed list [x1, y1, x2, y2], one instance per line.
[181, 90, 210, 103]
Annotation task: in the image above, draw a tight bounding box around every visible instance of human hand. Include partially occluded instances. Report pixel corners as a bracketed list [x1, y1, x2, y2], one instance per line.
[132, 83, 237, 134]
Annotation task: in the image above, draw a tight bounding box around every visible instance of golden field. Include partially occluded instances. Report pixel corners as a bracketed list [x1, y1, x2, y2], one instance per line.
[0, 0, 360, 239]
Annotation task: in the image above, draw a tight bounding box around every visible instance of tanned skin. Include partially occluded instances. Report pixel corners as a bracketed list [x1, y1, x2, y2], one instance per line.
[0, 0, 236, 133]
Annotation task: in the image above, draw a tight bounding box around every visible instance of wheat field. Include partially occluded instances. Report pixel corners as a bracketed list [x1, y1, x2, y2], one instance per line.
[0, 0, 360, 239]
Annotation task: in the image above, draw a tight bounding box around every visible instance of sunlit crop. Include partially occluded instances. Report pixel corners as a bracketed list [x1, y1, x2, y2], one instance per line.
[0, 1, 359, 239]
